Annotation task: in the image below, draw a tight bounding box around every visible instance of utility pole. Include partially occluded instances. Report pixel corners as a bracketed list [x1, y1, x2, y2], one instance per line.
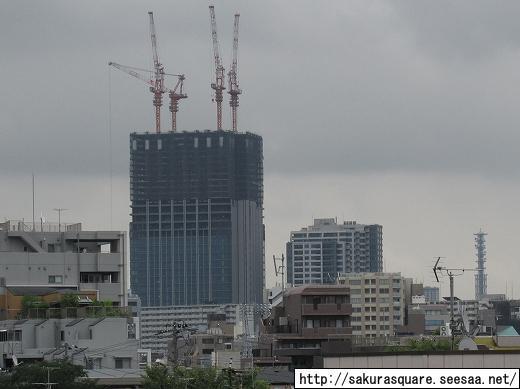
[433, 257, 481, 350]
[33, 366, 58, 389]
[32, 174, 36, 231]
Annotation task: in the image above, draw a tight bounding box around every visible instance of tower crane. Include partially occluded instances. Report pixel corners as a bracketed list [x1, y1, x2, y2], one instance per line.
[108, 62, 187, 132]
[148, 11, 165, 133]
[228, 13, 241, 132]
[209, 5, 225, 130]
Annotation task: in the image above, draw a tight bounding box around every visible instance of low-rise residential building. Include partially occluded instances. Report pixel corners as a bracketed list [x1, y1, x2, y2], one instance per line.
[0, 315, 149, 370]
[0, 220, 127, 318]
[337, 272, 405, 337]
[262, 285, 352, 368]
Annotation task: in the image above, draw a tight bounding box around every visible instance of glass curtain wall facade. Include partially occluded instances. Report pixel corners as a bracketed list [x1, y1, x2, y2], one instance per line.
[130, 131, 264, 306]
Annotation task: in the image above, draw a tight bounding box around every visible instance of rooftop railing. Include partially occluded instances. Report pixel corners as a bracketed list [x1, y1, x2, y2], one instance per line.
[14, 306, 131, 320]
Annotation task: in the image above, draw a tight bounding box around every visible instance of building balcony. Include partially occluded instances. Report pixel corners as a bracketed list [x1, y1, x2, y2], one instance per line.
[302, 303, 352, 316]
[13, 306, 132, 320]
[274, 347, 320, 357]
[301, 327, 352, 337]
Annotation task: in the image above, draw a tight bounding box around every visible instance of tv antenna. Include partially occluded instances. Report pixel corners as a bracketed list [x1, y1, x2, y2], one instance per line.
[273, 254, 285, 291]
[432, 257, 481, 350]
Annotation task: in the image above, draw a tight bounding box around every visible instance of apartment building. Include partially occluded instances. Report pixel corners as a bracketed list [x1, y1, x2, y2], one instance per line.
[262, 285, 352, 368]
[337, 272, 405, 338]
[0, 220, 127, 319]
[286, 219, 382, 286]
[0, 316, 148, 370]
[139, 304, 239, 357]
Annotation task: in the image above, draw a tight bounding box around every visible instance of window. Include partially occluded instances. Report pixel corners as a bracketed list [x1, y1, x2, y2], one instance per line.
[144, 140, 149, 150]
[206, 137, 212, 147]
[115, 358, 131, 369]
[48, 275, 63, 284]
[132, 140, 137, 150]
[219, 136, 224, 147]
[157, 139, 162, 150]
[194, 137, 198, 148]
[349, 280, 361, 285]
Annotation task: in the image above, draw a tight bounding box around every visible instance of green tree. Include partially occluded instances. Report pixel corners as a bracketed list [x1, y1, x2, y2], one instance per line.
[142, 364, 269, 389]
[143, 364, 174, 389]
[2, 360, 101, 388]
[61, 293, 80, 308]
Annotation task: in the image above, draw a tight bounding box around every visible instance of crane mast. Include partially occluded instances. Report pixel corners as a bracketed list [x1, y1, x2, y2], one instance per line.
[169, 75, 187, 132]
[228, 13, 241, 132]
[109, 62, 187, 132]
[148, 11, 165, 133]
[209, 6, 225, 130]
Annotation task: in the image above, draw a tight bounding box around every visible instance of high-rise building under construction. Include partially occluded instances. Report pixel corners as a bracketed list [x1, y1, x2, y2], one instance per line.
[130, 130, 264, 307]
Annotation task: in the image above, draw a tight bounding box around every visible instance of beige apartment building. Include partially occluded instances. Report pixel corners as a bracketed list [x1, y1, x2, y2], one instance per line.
[338, 272, 405, 338]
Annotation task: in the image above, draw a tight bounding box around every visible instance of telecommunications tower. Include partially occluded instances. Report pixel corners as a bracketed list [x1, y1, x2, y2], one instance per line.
[474, 230, 488, 301]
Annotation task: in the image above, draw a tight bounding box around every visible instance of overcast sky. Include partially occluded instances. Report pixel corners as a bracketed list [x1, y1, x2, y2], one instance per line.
[2, 0, 520, 299]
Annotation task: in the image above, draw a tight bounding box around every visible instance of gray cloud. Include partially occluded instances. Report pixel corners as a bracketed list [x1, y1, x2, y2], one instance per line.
[2, 1, 520, 297]
[2, 1, 520, 179]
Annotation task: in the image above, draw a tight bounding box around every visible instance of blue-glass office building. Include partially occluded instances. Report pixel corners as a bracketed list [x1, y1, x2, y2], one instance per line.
[130, 130, 264, 306]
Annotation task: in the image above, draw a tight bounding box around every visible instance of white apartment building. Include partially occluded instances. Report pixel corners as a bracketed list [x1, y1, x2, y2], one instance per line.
[287, 219, 383, 286]
[338, 272, 405, 338]
[0, 317, 149, 370]
[139, 304, 240, 357]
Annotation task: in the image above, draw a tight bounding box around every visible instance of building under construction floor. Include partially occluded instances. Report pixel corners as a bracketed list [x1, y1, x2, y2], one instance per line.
[130, 130, 264, 307]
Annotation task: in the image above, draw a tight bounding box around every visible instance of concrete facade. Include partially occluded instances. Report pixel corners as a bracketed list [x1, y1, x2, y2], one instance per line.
[337, 273, 405, 338]
[0, 317, 147, 370]
[0, 220, 127, 313]
[262, 285, 352, 369]
[139, 304, 239, 357]
[324, 351, 520, 368]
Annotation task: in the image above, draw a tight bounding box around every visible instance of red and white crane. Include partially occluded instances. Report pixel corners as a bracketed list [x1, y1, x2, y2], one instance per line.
[209, 5, 225, 131]
[148, 11, 165, 133]
[109, 11, 187, 132]
[108, 62, 187, 132]
[228, 13, 241, 132]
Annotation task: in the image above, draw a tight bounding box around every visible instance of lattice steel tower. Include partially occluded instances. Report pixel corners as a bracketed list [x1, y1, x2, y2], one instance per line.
[474, 230, 488, 300]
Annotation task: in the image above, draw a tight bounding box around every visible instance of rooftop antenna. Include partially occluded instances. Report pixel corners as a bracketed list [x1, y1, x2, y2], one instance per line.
[32, 174, 35, 231]
[433, 256, 481, 350]
[273, 254, 285, 291]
